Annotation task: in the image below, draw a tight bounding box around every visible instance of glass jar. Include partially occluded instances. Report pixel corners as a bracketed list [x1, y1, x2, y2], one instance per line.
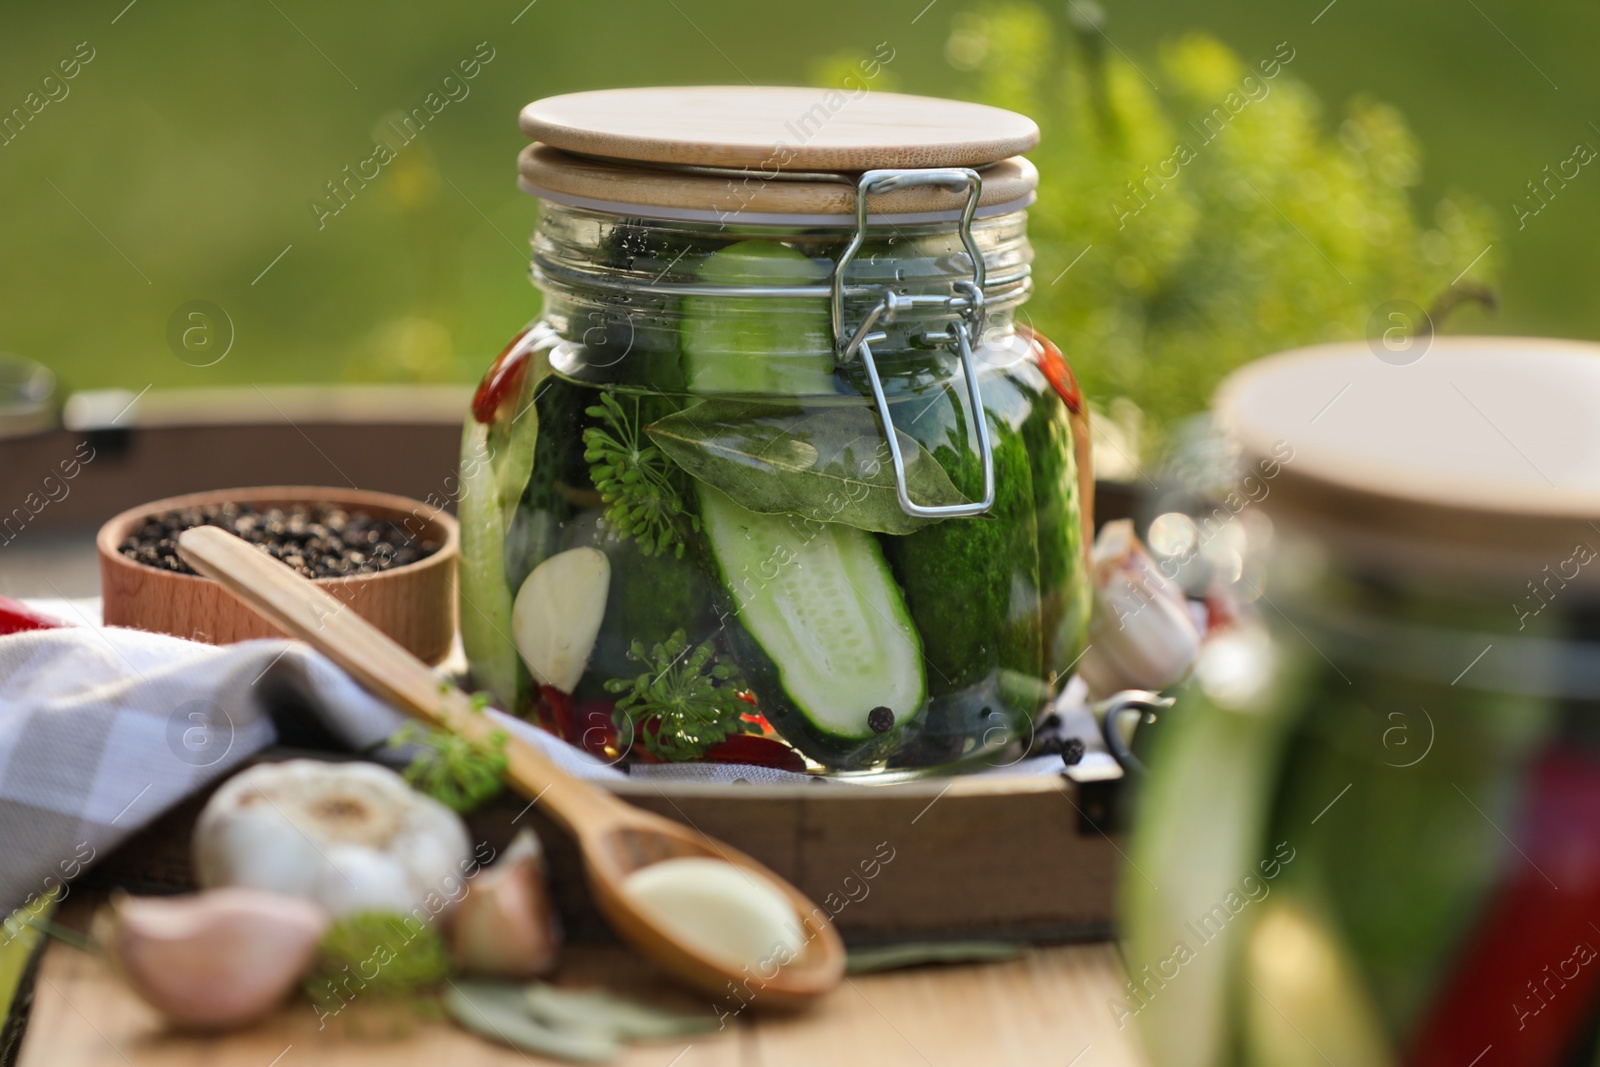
[458, 87, 1091, 776]
[1123, 338, 1600, 1066]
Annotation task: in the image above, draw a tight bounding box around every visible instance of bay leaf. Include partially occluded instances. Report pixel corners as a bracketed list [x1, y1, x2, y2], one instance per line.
[846, 941, 1028, 974]
[645, 399, 968, 535]
[522, 983, 721, 1039]
[445, 980, 620, 1062]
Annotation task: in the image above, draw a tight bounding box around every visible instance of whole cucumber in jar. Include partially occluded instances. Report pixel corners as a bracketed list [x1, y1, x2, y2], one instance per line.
[879, 369, 1048, 764]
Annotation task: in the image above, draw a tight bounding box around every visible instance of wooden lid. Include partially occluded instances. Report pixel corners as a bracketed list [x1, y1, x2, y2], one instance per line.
[519, 86, 1039, 171]
[1215, 337, 1600, 572]
[518, 143, 1038, 224]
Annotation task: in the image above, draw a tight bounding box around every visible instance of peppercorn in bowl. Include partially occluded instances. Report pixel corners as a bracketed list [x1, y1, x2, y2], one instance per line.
[98, 486, 458, 663]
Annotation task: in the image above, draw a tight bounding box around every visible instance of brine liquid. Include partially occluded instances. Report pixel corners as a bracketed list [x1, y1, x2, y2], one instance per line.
[499, 360, 1087, 774]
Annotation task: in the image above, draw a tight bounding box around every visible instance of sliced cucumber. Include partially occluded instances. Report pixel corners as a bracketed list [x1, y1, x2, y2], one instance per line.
[683, 240, 836, 396]
[487, 342, 549, 538]
[698, 484, 925, 743]
[1123, 634, 1298, 1067]
[503, 376, 581, 594]
[458, 419, 519, 709]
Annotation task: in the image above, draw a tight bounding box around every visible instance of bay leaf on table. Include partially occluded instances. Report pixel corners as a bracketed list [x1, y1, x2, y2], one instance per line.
[644, 399, 968, 535]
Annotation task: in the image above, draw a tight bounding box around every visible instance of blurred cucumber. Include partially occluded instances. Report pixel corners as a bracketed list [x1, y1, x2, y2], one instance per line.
[1241, 893, 1394, 1067]
[1122, 628, 1301, 1067]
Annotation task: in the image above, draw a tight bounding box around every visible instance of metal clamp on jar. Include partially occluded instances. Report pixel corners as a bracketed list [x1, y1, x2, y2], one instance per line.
[461, 86, 1092, 776]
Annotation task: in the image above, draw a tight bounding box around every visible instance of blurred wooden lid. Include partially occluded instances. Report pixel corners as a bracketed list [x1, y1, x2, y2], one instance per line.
[519, 86, 1039, 170]
[1215, 337, 1600, 569]
[518, 144, 1038, 225]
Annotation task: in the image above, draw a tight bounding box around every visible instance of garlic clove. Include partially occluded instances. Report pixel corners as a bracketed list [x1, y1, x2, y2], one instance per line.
[194, 759, 473, 919]
[94, 887, 328, 1031]
[511, 547, 610, 694]
[622, 857, 804, 972]
[449, 829, 561, 977]
[1079, 519, 1204, 699]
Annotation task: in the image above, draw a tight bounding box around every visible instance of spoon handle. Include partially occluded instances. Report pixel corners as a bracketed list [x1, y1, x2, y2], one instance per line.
[176, 525, 629, 836]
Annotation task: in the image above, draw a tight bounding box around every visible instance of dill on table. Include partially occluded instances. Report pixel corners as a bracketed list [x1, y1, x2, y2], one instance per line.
[391, 721, 507, 813]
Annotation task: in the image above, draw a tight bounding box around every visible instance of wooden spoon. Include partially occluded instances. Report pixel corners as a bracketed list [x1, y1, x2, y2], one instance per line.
[177, 524, 845, 1007]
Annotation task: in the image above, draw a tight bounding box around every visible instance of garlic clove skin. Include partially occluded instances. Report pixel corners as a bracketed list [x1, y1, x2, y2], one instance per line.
[448, 829, 561, 978]
[94, 887, 328, 1031]
[1080, 520, 1204, 699]
[194, 759, 473, 920]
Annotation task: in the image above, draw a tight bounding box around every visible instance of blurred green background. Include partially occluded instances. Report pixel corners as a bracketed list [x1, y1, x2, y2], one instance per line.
[0, 0, 1589, 418]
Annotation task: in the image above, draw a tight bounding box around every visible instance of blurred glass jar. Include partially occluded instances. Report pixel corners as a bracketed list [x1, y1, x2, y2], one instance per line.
[1124, 338, 1600, 1066]
[458, 88, 1092, 776]
[0, 355, 57, 438]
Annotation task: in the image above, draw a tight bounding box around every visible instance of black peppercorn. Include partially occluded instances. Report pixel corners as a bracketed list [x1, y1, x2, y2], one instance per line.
[118, 501, 436, 580]
[867, 706, 895, 734]
[1061, 738, 1086, 767]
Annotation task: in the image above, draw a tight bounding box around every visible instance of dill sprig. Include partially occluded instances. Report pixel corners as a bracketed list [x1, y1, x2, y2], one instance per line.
[392, 722, 507, 813]
[605, 628, 747, 761]
[582, 391, 698, 558]
[303, 911, 451, 1023]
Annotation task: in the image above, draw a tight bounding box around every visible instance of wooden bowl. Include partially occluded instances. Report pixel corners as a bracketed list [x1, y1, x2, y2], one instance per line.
[98, 486, 459, 664]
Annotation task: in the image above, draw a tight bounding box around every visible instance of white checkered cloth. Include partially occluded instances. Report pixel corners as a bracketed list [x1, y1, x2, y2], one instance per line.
[0, 622, 622, 916]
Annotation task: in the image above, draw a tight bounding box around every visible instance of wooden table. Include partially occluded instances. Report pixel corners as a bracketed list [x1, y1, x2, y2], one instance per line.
[18, 938, 1147, 1067]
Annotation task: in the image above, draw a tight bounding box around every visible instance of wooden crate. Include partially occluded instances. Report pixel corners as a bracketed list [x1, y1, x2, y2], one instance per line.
[82, 753, 1125, 944]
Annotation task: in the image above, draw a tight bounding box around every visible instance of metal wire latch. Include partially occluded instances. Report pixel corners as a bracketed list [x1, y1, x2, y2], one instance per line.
[831, 168, 995, 518]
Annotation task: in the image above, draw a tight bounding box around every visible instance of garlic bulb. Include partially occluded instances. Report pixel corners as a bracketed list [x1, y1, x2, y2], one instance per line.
[448, 829, 561, 977]
[512, 547, 610, 693]
[93, 887, 328, 1030]
[194, 760, 473, 919]
[1079, 519, 1203, 698]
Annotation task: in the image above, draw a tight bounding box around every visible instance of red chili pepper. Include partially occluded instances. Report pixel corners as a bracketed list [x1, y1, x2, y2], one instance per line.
[1018, 323, 1083, 415]
[536, 685, 576, 740]
[1019, 323, 1096, 552]
[537, 686, 624, 760]
[1407, 751, 1600, 1067]
[738, 710, 776, 735]
[471, 326, 537, 424]
[0, 596, 64, 635]
[571, 699, 620, 760]
[703, 735, 807, 773]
